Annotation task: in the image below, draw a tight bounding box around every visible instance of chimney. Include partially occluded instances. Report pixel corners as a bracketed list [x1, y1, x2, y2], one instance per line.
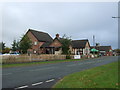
[56, 34, 59, 38]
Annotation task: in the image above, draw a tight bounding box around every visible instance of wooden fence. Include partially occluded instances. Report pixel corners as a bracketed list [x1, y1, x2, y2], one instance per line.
[1, 54, 72, 64]
[0, 54, 92, 64]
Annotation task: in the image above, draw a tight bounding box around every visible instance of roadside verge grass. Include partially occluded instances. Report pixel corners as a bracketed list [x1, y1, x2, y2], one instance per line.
[2, 59, 82, 68]
[53, 61, 119, 88]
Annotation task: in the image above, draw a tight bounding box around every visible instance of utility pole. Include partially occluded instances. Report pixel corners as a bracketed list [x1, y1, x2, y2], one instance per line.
[93, 35, 95, 48]
[93, 35, 96, 57]
[112, 16, 120, 49]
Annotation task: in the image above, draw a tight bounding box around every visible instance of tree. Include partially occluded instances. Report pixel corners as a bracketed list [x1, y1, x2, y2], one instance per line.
[11, 40, 17, 51]
[0, 42, 5, 53]
[11, 40, 20, 51]
[16, 41, 20, 51]
[19, 34, 32, 54]
[60, 34, 71, 55]
[0, 42, 11, 54]
[0, 42, 5, 50]
[3, 47, 11, 53]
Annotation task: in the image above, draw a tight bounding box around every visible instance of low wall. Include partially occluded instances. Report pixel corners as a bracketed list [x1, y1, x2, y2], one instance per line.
[1, 54, 67, 64]
[1, 54, 91, 64]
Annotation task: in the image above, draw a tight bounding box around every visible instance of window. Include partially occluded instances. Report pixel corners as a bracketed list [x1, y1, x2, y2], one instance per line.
[80, 49, 82, 51]
[34, 50, 36, 53]
[109, 50, 112, 52]
[34, 41, 37, 45]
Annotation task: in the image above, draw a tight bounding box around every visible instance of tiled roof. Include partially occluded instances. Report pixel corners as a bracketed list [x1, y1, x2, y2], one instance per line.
[91, 46, 112, 52]
[28, 29, 53, 42]
[71, 39, 89, 48]
[41, 42, 52, 48]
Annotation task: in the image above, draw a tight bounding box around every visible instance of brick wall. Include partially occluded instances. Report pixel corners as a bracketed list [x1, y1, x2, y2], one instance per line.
[2, 54, 67, 64]
[27, 31, 45, 53]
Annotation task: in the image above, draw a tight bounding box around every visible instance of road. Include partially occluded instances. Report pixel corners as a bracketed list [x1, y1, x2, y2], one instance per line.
[2, 56, 118, 89]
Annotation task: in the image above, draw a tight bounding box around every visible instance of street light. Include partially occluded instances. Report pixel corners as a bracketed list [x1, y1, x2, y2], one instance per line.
[112, 17, 120, 18]
[112, 16, 120, 50]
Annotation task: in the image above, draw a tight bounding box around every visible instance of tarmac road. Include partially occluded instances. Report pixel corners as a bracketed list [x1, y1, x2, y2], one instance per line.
[2, 56, 118, 89]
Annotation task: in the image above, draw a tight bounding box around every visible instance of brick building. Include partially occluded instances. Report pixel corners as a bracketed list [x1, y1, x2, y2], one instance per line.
[70, 39, 91, 55]
[27, 29, 53, 54]
[91, 46, 113, 56]
[26, 29, 91, 55]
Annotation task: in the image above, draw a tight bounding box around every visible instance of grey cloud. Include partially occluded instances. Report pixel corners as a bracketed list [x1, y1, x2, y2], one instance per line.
[2, 2, 118, 49]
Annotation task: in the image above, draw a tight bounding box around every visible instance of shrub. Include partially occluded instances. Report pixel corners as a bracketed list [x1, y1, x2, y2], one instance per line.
[66, 55, 71, 59]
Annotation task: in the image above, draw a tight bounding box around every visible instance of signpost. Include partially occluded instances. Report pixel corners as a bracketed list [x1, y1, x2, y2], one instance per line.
[74, 55, 81, 59]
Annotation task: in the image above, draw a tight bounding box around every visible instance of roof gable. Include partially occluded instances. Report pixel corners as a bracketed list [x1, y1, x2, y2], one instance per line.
[85, 42, 90, 48]
[49, 38, 62, 47]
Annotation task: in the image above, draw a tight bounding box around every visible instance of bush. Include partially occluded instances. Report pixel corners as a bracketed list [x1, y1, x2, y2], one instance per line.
[66, 55, 71, 59]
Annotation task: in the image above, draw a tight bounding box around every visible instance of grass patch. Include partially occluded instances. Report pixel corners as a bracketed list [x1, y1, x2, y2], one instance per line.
[2, 59, 82, 68]
[53, 61, 119, 88]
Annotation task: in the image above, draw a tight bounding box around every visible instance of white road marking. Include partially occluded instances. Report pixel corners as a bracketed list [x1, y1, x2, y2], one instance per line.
[15, 85, 28, 89]
[32, 82, 43, 86]
[46, 79, 54, 83]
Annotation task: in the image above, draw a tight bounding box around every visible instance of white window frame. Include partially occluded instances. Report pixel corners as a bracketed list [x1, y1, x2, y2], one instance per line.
[34, 41, 37, 45]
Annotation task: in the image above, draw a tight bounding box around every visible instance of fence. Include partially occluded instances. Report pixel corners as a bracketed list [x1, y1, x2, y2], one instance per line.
[1, 54, 68, 64]
[1, 54, 91, 64]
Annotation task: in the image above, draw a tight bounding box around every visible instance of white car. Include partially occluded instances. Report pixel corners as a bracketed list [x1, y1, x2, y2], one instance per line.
[3, 53, 11, 56]
[3, 53, 20, 56]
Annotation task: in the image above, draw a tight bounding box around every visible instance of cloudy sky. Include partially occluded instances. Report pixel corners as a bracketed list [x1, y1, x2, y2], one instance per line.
[1, 2, 118, 49]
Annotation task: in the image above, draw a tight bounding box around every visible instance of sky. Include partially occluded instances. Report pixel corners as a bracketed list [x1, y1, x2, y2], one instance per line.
[1, 2, 118, 49]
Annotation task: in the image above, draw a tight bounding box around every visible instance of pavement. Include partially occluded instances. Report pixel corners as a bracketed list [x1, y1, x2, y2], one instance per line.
[2, 56, 119, 89]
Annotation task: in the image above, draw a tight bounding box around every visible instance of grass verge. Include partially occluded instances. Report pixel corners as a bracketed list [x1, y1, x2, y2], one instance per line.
[2, 59, 83, 68]
[53, 61, 119, 88]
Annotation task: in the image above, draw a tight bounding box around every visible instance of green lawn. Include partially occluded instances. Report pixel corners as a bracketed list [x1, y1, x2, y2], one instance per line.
[53, 61, 119, 88]
[2, 59, 82, 68]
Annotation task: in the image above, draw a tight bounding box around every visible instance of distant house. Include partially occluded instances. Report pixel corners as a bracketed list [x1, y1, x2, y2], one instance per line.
[49, 34, 62, 55]
[70, 39, 91, 55]
[26, 29, 63, 54]
[40, 33, 63, 55]
[26, 29, 53, 54]
[91, 46, 113, 56]
[50, 36, 91, 55]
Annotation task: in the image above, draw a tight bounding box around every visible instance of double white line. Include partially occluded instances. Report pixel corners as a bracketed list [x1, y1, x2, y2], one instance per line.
[15, 78, 55, 89]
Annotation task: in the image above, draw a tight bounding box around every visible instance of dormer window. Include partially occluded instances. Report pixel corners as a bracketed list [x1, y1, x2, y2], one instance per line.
[34, 41, 37, 45]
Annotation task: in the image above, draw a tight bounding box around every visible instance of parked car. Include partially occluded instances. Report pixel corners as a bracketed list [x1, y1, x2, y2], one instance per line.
[3, 53, 11, 56]
[10, 52, 20, 55]
[3, 52, 20, 56]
